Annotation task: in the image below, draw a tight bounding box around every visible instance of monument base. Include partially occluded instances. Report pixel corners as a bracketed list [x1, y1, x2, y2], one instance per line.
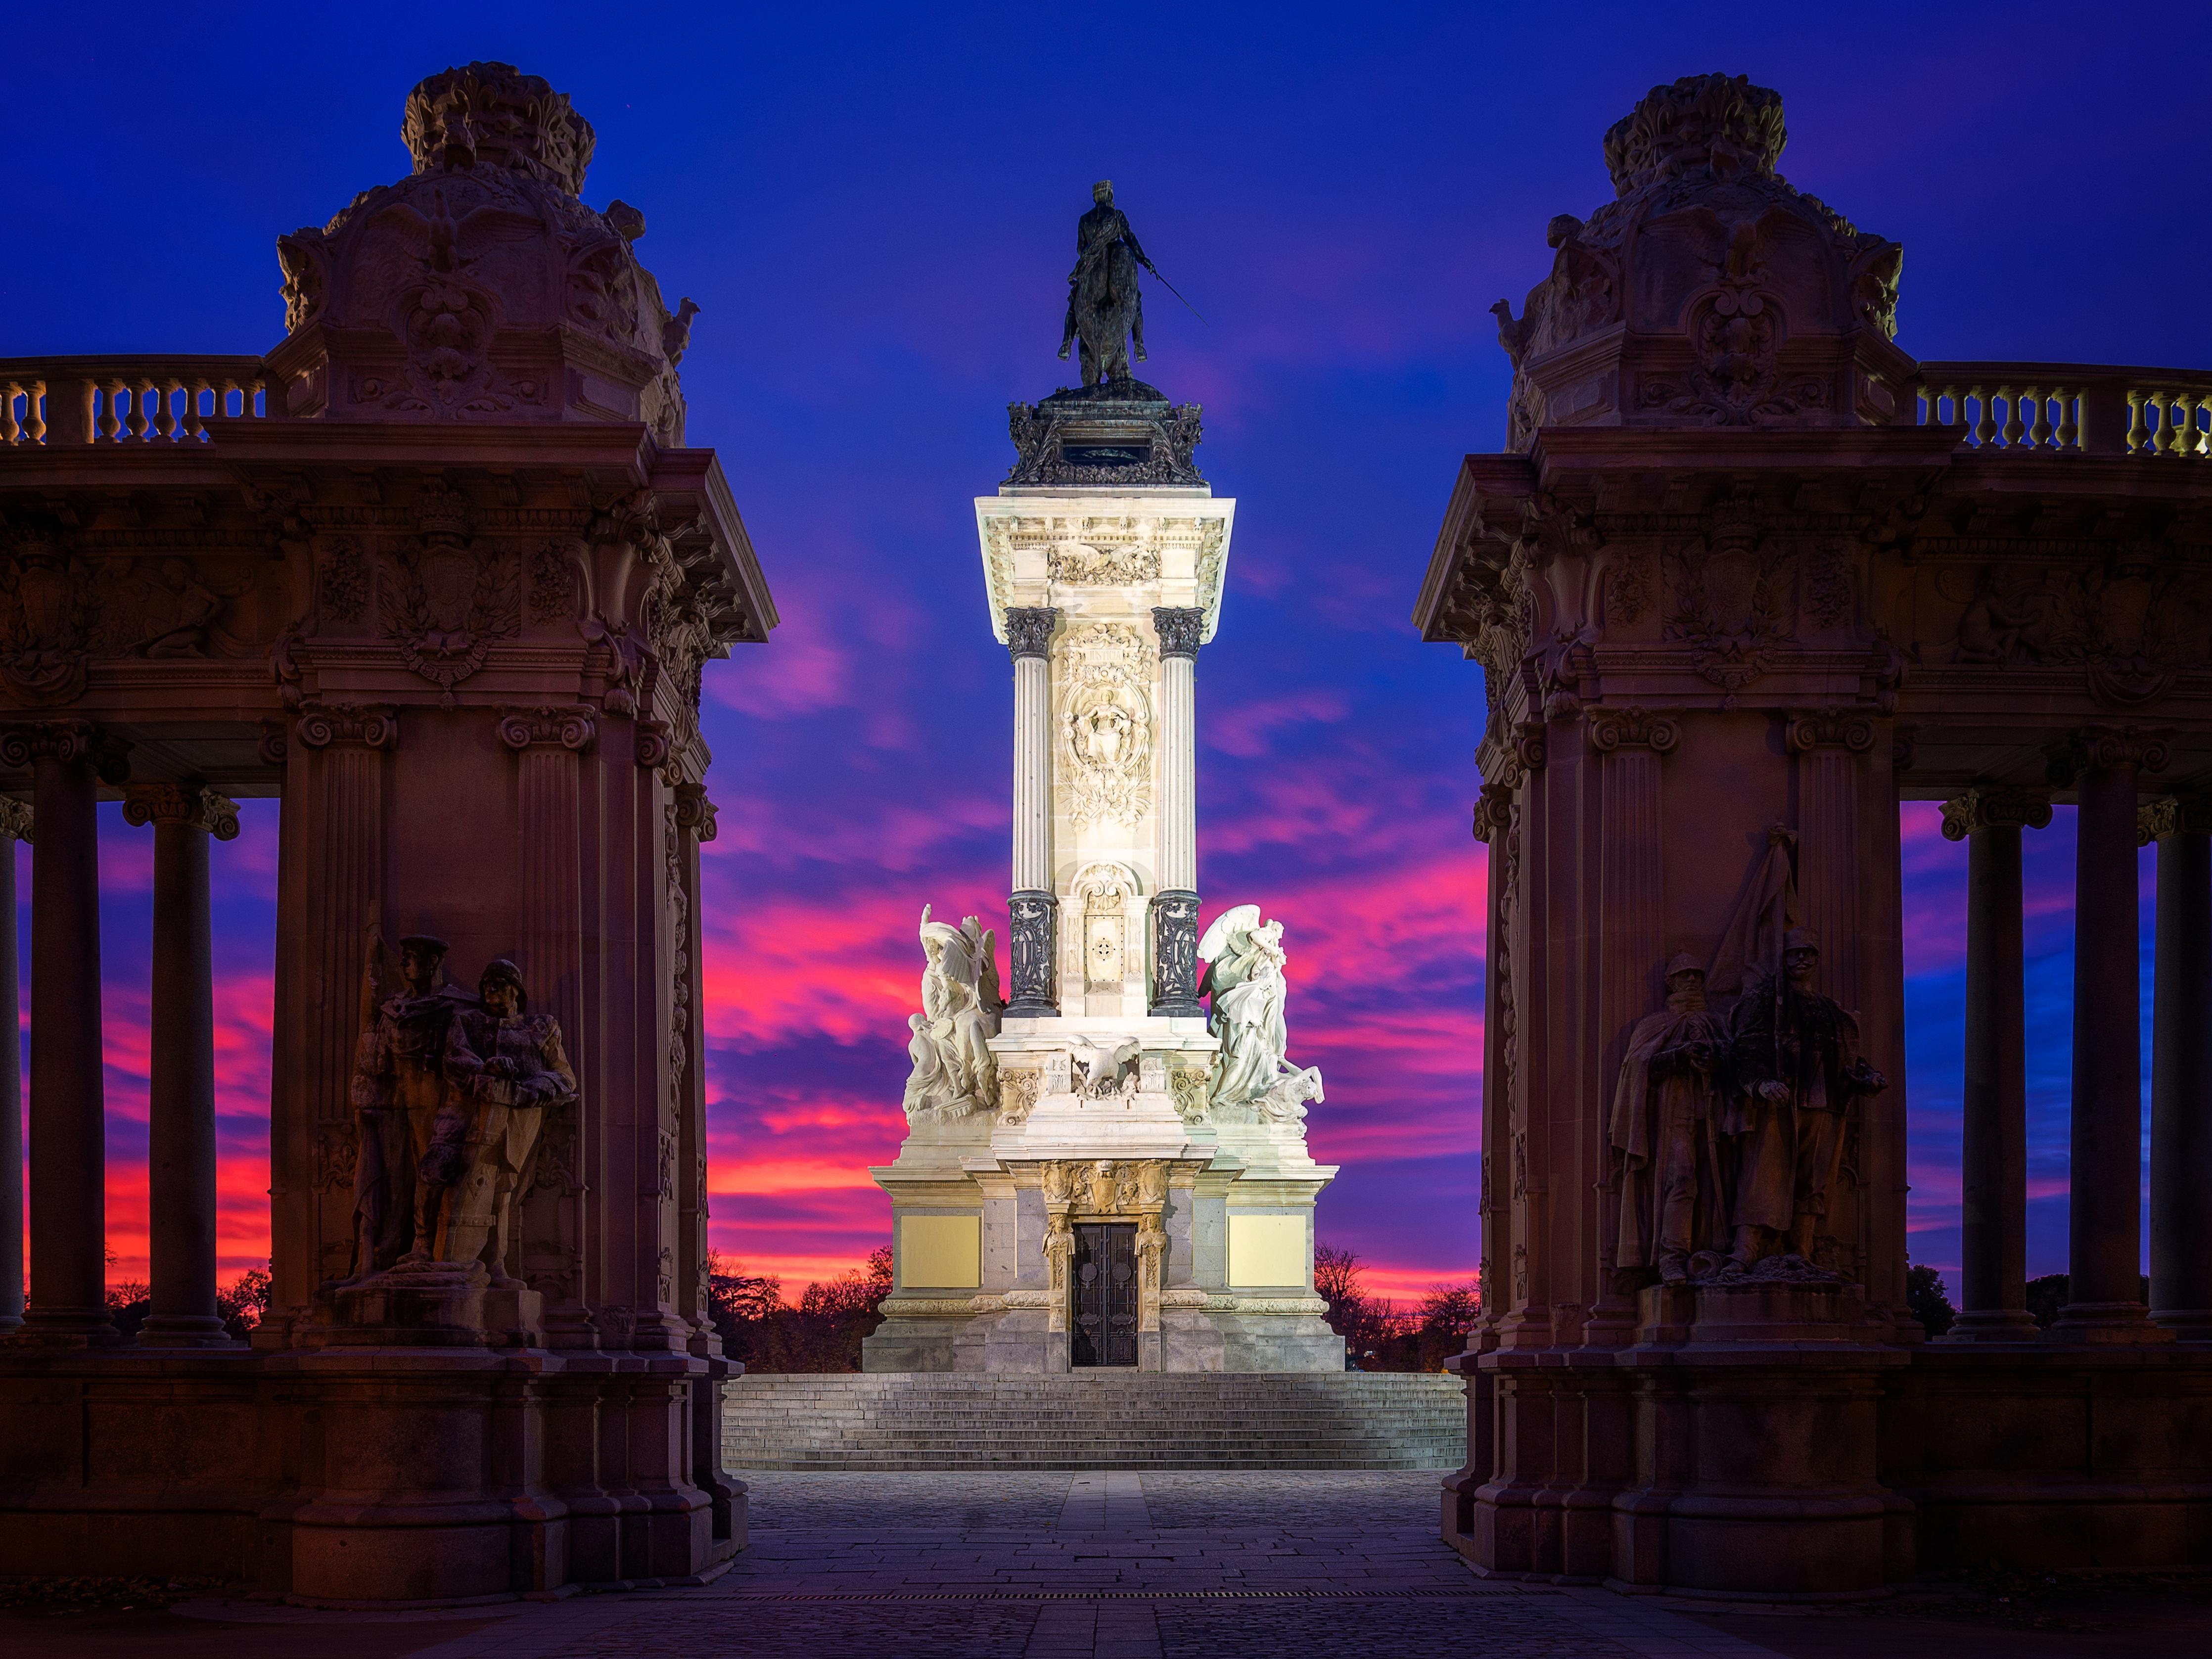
[304, 1264, 545, 1349]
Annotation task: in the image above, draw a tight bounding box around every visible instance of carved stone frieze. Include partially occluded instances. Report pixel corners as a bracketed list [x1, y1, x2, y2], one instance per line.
[528, 541, 580, 622]
[1058, 623, 1152, 829]
[1004, 391, 1204, 488]
[296, 701, 398, 750]
[380, 538, 519, 702]
[1936, 557, 2210, 707]
[998, 1067, 1042, 1126]
[319, 538, 369, 624]
[1664, 502, 1796, 690]
[496, 704, 597, 752]
[1586, 706, 1680, 754]
[1940, 788, 2053, 840]
[1050, 544, 1161, 586]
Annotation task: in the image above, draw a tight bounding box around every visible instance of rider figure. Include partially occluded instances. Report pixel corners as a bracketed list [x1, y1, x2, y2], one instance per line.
[1059, 180, 1150, 383]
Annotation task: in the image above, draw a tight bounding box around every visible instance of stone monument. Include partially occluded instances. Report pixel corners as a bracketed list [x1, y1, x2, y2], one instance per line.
[864, 185, 1340, 1372]
[0, 62, 775, 1602]
[1419, 73, 2212, 1597]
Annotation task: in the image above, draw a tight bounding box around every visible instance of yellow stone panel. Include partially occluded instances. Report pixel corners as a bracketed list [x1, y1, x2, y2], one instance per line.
[1228, 1213, 1307, 1287]
[899, 1214, 981, 1289]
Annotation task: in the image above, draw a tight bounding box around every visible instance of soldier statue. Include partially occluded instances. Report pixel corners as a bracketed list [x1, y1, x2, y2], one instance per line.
[443, 959, 577, 1286]
[1609, 953, 1731, 1284]
[1723, 927, 1888, 1271]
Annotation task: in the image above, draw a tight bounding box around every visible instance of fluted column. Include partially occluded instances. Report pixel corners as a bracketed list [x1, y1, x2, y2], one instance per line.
[0, 798, 28, 1335]
[1787, 711, 1876, 1004]
[2145, 796, 2212, 1334]
[125, 783, 239, 1345]
[1150, 606, 1204, 1017]
[1005, 607, 1058, 1016]
[1938, 788, 2048, 1340]
[4, 722, 126, 1345]
[2057, 726, 2168, 1341]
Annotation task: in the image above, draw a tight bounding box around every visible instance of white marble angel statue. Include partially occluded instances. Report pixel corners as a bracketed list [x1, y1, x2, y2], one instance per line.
[901, 905, 1005, 1120]
[1197, 904, 1322, 1118]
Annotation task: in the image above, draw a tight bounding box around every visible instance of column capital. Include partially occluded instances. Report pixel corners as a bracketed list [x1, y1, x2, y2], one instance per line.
[2063, 723, 2170, 779]
[1005, 606, 1059, 661]
[1785, 708, 1877, 754]
[674, 781, 718, 843]
[2140, 796, 2212, 844]
[0, 720, 130, 783]
[1472, 781, 1518, 844]
[1941, 787, 2053, 840]
[1585, 705, 1680, 755]
[1151, 606, 1205, 662]
[497, 704, 597, 753]
[0, 796, 29, 843]
[122, 783, 240, 841]
[295, 700, 397, 751]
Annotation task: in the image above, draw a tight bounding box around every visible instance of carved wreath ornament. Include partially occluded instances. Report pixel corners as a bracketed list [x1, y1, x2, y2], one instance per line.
[1059, 623, 1153, 829]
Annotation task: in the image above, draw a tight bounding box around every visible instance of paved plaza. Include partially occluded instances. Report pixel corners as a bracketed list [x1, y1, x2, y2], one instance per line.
[10, 1469, 2210, 1657]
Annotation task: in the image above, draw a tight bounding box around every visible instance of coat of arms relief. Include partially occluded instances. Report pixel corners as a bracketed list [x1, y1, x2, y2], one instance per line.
[1058, 623, 1153, 829]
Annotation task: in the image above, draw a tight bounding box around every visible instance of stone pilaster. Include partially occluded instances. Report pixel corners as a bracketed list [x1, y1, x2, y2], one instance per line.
[1150, 606, 1203, 1016]
[1938, 787, 2049, 1341]
[1787, 710, 1877, 1006]
[3, 721, 128, 1345]
[1006, 606, 1058, 1015]
[1586, 707, 1677, 1339]
[125, 783, 240, 1346]
[0, 797, 27, 1336]
[2144, 795, 2212, 1334]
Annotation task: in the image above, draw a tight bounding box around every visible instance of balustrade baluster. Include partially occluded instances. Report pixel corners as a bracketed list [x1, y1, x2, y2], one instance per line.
[124, 378, 149, 440]
[2154, 392, 2180, 455]
[1998, 385, 2024, 446]
[2056, 388, 2078, 451]
[1971, 386, 1996, 447]
[2127, 389, 2149, 453]
[2025, 386, 2051, 448]
[1, 382, 19, 445]
[185, 379, 208, 441]
[94, 381, 119, 442]
[152, 378, 177, 442]
[2177, 394, 2205, 459]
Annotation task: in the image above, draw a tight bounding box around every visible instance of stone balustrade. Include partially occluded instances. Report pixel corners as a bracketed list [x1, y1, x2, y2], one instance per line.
[0, 354, 276, 445]
[1914, 361, 2212, 457]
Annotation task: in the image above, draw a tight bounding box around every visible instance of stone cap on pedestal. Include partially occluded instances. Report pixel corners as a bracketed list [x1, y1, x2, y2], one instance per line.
[1004, 378, 1207, 492]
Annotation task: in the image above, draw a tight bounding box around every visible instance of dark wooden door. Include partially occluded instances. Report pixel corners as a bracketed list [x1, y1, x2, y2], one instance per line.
[1071, 1223, 1138, 1367]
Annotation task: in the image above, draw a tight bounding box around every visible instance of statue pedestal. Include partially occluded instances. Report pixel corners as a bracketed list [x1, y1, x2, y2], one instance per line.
[303, 1266, 545, 1350]
[1602, 1279, 1909, 1599]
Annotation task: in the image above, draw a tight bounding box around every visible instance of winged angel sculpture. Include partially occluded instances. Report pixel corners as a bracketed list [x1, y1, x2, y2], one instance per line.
[1197, 905, 1324, 1124]
[902, 906, 1005, 1121]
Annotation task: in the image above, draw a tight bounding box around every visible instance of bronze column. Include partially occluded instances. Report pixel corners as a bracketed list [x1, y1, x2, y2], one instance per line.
[0, 798, 27, 1334]
[5, 722, 123, 1344]
[2056, 728, 2166, 1340]
[126, 783, 239, 1345]
[2146, 797, 2212, 1334]
[1940, 789, 2047, 1340]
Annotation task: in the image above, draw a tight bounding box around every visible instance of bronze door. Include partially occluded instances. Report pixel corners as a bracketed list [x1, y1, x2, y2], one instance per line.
[1071, 1223, 1138, 1366]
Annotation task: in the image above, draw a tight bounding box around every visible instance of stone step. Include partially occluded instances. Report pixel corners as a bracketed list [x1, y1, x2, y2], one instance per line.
[721, 1371, 1467, 1471]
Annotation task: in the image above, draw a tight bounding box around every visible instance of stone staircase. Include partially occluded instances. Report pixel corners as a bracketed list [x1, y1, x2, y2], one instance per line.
[721, 1371, 1469, 1471]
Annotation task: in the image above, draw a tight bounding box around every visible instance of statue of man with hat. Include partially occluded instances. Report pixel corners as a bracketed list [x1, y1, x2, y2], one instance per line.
[1723, 926, 1888, 1272]
[442, 958, 577, 1284]
[1609, 951, 1731, 1284]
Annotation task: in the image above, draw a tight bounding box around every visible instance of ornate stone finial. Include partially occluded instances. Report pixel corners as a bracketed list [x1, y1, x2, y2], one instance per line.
[1602, 74, 1787, 196]
[0, 797, 30, 842]
[1005, 607, 1059, 662]
[401, 62, 596, 197]
[1152, 607, 1204, 662]
[1941, 787, 2054, 840]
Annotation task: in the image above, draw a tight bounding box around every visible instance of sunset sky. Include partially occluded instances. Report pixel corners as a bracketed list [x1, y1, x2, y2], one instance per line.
[10, 3, 2212, 1308]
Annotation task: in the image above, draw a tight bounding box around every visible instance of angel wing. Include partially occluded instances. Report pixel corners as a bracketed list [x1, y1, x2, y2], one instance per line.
[1197, 903, 1262, 963]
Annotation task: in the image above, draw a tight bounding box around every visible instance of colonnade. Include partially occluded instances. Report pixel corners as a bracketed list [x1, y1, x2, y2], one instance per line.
[1940, 725, 2212, 1342]
[0, 721, 239, 1347]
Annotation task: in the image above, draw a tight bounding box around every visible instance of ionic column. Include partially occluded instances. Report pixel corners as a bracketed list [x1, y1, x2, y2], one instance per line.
[1005, 607, 1059, 1016]
[3, 722, 126, 1345]
[2145, 796, 2212, 1334]
[1150, 606, 1204, 1017]
[125, 783, 239, 1346]
[2058, 726, 2168, 1340]
[1939, 788, 2048, 1340]
[0, 798, 28, 1336]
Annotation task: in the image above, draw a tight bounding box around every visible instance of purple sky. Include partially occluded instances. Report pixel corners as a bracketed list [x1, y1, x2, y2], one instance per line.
[8, 2, 2210, 1301]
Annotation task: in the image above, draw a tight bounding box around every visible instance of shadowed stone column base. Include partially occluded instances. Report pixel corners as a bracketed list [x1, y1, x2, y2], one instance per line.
[1937, 1307, 2042, 1342]
[303, 1266, 545, 1350]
